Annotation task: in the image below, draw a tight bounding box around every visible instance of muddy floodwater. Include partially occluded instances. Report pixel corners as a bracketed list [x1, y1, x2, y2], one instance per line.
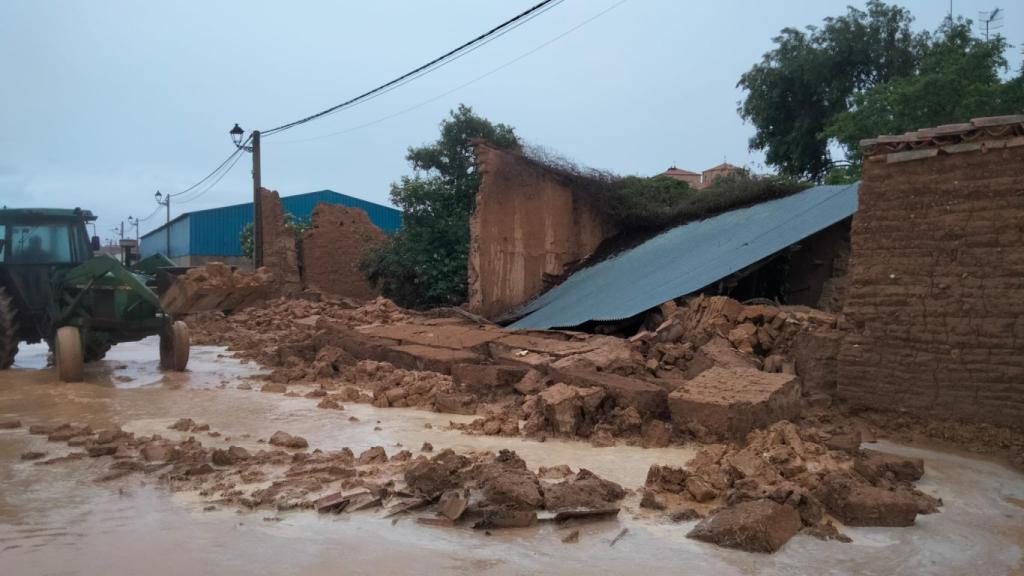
[1, 339, 1023, 575]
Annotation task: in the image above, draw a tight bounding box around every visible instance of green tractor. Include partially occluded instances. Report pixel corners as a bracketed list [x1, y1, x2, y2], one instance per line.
[0, 207, 189, 381]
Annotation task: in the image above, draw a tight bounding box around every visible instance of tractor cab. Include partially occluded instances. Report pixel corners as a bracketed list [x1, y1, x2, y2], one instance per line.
[0, 208, 100, 313]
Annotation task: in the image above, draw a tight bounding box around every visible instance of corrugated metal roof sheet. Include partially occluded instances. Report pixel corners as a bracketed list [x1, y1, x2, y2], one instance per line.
[508, 182, 859, 330]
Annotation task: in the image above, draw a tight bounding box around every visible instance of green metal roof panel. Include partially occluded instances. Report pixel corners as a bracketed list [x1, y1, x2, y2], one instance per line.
[508, 182, 859, 330]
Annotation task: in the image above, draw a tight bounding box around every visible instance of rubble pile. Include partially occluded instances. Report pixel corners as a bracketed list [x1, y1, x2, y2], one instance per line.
[188, 295, 412, 382]
[356, 361, 477, 415]
[636, 295, 839, 390]
[17, 420, 626, 531]
[639, 420, 941, 553]
[160, 263, 274, 315]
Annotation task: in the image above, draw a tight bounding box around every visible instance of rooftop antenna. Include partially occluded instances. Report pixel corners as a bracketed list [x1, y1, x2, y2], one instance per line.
[978, 7, 1003, 40]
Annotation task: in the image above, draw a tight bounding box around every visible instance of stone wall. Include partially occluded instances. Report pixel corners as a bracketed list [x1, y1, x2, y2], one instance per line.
[301, 202, 384, 300]
[838, 121, 1024, 426]
[259, 188, 302, 296]
[469, 142, 616, 319]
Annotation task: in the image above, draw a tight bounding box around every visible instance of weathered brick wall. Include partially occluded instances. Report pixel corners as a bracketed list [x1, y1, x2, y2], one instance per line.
[837, 146, 1024, 426]
[259, 188, 302, 295]
[469, 142, 616, 319]
[301, 202, 384, 300]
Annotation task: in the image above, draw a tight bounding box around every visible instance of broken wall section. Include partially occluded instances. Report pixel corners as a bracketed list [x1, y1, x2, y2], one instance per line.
[838, 117, 1024, 427]
[469, 141, 616, 319]
[259, 188, 302, 296]
[301, 202, 385, 300]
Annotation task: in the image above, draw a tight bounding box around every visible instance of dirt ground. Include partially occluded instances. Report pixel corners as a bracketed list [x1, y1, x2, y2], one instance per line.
[1, 338, 1023, 575]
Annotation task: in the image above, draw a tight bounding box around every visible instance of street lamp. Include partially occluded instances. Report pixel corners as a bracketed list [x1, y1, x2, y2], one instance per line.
[230, 122, 262, 267]
[230, 123, 247, 149]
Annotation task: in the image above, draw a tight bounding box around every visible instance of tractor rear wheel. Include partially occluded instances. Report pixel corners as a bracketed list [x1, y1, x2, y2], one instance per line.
[0, 287, 18, 369]
[55, 326, 84, 382]
[159, 321, 190, 371]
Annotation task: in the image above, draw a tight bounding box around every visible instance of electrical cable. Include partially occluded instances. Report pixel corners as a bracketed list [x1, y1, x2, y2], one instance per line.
[278, 0, 629, 145]
[167, 135, 249, 198]
[176, 145, 247, 203]
[260, 0, 563, 136]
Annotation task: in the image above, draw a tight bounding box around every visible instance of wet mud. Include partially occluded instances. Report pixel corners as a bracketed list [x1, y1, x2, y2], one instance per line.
[1, 339, 1023, 575]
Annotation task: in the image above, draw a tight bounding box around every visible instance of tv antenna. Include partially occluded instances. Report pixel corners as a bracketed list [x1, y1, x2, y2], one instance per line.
[978, 7, 1003, 40]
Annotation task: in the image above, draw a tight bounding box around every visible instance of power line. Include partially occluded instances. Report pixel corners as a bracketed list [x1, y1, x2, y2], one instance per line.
[167, 135, 250, 198]
[278, 0, 629, 145]
[176, 146, 248, 204]
[261, 0, 564, 137]
[135, 204, 163, 223]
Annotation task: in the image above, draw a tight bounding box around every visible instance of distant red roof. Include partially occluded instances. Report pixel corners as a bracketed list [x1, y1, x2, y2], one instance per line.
[703, 162, 741, 172]
[662, 167, 699, 176]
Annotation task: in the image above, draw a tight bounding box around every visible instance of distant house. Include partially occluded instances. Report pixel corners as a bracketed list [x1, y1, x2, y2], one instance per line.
[660, 162, 743, 189]
[701, 162, 743, 187]
[140, 189, 402, 267]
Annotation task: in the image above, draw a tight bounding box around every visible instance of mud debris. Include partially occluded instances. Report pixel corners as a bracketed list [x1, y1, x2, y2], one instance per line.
[687, 499, 802, 554]
[268, 431, 309, 450]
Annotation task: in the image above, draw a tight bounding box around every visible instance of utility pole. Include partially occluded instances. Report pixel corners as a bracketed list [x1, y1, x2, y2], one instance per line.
[252, 130, 263, 268]
[230, 124, 262, 268]
[155, 189, 171, 258]
[120, 220, 125, 241]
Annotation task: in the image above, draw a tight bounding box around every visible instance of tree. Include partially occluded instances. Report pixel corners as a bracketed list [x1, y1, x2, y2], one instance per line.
[827, 20, 1024, 160]
[738, 1, 920, 179]
[360, 105, 519, 308]
[239, 214, 310, 259]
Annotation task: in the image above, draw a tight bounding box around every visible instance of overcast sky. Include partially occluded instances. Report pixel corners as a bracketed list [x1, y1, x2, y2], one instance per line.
[2, 0, 1020, 241]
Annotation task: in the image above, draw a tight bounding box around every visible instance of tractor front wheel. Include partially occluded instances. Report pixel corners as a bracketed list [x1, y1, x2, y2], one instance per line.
[55, 326, 84, 382]
[159, 321, 190, 371]
[0, 287, 18, 369]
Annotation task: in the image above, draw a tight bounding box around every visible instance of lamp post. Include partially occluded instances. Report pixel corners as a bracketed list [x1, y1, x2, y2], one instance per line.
[127, 215, 140, 242]
[231, 123, 262, 268]
[155, 190, 170, 258]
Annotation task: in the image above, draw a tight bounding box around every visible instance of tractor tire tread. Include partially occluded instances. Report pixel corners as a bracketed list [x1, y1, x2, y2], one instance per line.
[0, 287, 19, 370]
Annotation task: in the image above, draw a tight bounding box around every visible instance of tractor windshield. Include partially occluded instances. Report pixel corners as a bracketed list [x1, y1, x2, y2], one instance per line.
[10, 224, 75, 264]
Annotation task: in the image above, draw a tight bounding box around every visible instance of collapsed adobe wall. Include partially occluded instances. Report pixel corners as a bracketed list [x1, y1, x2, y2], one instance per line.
[301, 202, 385, 300]
[838, 118, 1024, 426]
[469, 141, 616, 319]
[259, 188, 302, 296]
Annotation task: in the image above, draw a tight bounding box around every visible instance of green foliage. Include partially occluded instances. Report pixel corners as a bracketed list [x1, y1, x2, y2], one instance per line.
[239, 213, 310, 260]
[822, 165, 862, 185]
[594, 171, 809, 231]
[359, 105, 519, 308]
[740, 2, 1024, 179]
[826, 20, 1024, 159]
[739, 0, 919, 179]
[598, 176, 696, 229]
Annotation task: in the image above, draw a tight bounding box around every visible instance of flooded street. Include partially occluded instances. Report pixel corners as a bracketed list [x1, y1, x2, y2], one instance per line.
[1, 339, 1022, 575]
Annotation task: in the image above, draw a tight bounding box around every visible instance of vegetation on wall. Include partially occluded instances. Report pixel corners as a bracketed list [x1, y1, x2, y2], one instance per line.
[517, 148, 809, 232]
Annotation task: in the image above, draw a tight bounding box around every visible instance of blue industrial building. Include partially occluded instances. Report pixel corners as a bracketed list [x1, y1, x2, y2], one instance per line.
[140, 190, 402, 266]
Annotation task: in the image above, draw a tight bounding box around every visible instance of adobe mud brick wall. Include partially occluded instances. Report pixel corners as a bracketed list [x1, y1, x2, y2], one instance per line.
[259, 188, 302, 296]
[838, 134, 1024, 426]
[301, 202, 385, 300]
[469, 141, 616, 319]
